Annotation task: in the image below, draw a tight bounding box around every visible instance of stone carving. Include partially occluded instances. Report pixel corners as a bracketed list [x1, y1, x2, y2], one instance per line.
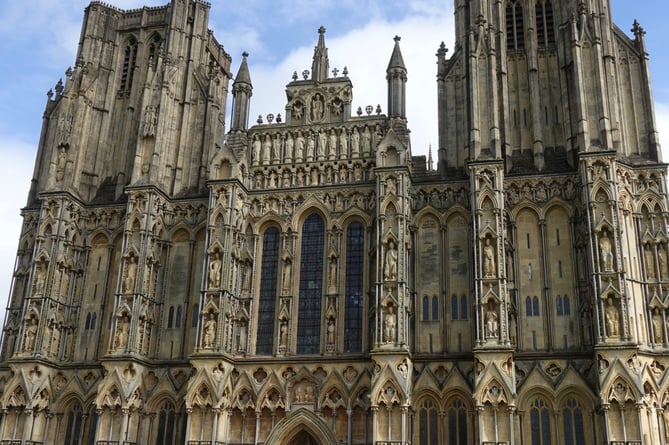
[279, 321, 288, 348]
[645, 244, 656, 278]
[23, 316, 38, 352]
[599, 231, 614, 272]
[327, 318, 335, 346]
[282, 256, 292, 293]
[653, 307, 664, 344]
[252, 135, 261, 164]
[483, 238, 496, 277]
[203, 313, 217, 348]
[115, 315, 130, 350]
[123, 254, 138, 293]
[384, 306, 396, 343]
[659, 244, 668, 280]
[34, 258, 47, 294]
[351, 127, 360, 157]
[317, 130, 327, 160]
[384, 240, 398, 281]
[485, 304, 498, 338]
[310, 93, 324, 121]
[295, 131, 305, 161]
[605, 298, 619, 337]
[208, 250, 222, 289]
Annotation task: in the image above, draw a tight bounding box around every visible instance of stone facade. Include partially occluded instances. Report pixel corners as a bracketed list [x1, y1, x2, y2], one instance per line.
[0, 0, 667, 444]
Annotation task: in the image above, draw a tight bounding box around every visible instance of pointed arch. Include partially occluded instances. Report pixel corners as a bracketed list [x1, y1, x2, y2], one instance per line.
[264, 408, 338, 445]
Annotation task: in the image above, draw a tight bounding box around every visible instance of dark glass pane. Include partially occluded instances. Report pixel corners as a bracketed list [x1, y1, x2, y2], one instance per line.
[191, 304, 198, 327]
[541, 408, 551, 445]
[256, 227, 280, 355]
[448, 409, 457, 445]
[526, 296, 532, 316]
[564, 295, 571, 315]
[420, 410, 428, 445]
[545, 1, 555, 45]
[429, 409, 438, 443]
[536, 3, 545, 48]
[530, 409, 540, 445]
[73, 414, 83, 445]
[297, 214, 324, 354]
[64, 413, 75, 445]
[175, 306, 182, 328]
[344, 222, 364, 352]
[423, 296, 430, 321]
[563, 409, 574, 445]
[87, 412, 98, 445]
[432, 296, 439, 321]
[451, 295, 458, 320]
[91, 313, 96, 330]
[533, 296, 540, 316]
[515, 4, 525, 49]
[166, 411, 176, 444]
[461, 295, 467, 320]
[556, 295, 563, 316]
[167, 306, 174, 328]
[575, 408, 585, 444]
[156, 411, 166, 444]
[458, 409, 467, 445]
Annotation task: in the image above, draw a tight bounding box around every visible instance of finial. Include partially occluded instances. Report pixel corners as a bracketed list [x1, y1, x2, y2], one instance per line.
[394, 35, 401, 43]
[318, 26, 326, 35]
[242, 51, 249, 58]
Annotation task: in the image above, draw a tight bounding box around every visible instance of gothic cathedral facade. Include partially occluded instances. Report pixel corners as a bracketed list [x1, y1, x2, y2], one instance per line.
[0, 0, 666, 444]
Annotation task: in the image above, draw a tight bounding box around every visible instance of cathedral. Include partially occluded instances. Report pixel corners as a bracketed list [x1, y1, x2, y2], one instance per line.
[0, 0, 667, 444]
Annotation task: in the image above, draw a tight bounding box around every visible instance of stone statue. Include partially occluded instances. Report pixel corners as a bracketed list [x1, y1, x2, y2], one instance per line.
[653, 307, 664, 344]
[203, 313, 216, 348]
[23, 317, 37, 352]
[599, 231, 614, 272]
[238, 321, 247, 352]
[262, 134, 271, 164]
[34, 259, 47, 294]
[242, 264, 252, 291]
[384, 306, 396, 343]
[282, 259, 292, 293]
[483, 238, 496, 277]
[385, 177, 396, 195]
[295, 132, 305, 161]
[272, 134, 281, 161]
[659, 245, 668, 280]
[384, 240, 398, 281]
[285, 133, 294, 161]
[645, 244, 656, 278]
[208, 251, 222, 289]
[252, 135, 261, 163]
[328, 257, 337, 290]
[339, 129, 348, 158]
[605, 298, 619, 337]
[485, 306, 498, 337]
[115, 315, 130, 349]
[361, 126, 371, 153]
[327, 319, 335, 345]
[123, 255, 137, 293]
[279, 321, 288, 347]
[311, 93, 324, 121]
[317, 130, 327, 160]
[351, 127, 360, 157]
[307, 133, 315, 161]
[328, 129, 337, 158]
[50, 323, 61, 356]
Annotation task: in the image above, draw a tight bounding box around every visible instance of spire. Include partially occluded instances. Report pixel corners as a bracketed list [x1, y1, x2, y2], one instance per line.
[311, 26, 329, 82]
[231, 52, 253, 131]
[386, 36, 407, 119]
[428, 144, 434, 171]
[387, 35, 406, 71]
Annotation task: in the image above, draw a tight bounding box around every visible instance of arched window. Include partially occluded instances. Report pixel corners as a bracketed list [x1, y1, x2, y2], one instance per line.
[191, 304, 199, 328]
[452, 295, 459, 320]
[175, 306, 182, 328]
[256, 227, 280, 355]
[423, 296, 430, 321]
[530, 398, 551, 445]
[460, 294, 468, 320]
[90, 313, 96, 330]
[120, 38, 138, 92]
[563, 295, 571, 315]
[344, 222, 364, 353]
[63, 401, 84, 445]
[506, 1, 525, 51]
[447, 399, 468, 445]
[167, 306, 174, 328]
[532, 296, 540, 316]
[536, 0, 555, 48]
[562, 398, 586, 445]
[418, 399, 438, 445]
[556, 295, 563, 316]
[432, 296, 439, 321]
[84, 313, 91, 330]
[526, 296, 533, 316]
[297, 214, 325, 354]
[148, 34, 161, 63]
[155, 401, 178, 445]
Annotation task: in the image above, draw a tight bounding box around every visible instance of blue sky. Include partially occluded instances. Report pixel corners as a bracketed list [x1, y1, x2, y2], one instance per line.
[0, 0, 667, 306]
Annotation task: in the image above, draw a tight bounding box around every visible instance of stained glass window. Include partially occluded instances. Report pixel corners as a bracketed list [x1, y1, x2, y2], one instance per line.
[297, 214, 325, 354]
[256, 227, 280, 355]
[344, 222, 364, 352]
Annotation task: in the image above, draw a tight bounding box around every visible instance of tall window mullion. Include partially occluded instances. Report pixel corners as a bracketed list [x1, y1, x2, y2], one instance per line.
[344, 222, 364, 352]
[256, 227, 280, 355]
[297, 214, 325, 354]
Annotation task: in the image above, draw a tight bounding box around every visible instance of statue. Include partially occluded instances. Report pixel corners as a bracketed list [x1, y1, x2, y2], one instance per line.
[123, 255, 137, 293]
[351, 127, 360, 157]
[285, 133, 294, 161]
[295, 132, 305, 161]
[339, 129, 348, 158]
[23, 317, 37, 352]
[605, 298, 619, 337]
[361, 126, 371, 153]
[282, 259, 292, 293]
[599, 231, 614, 272]
[242, 264, 252, 291]
[252, 135, 261, 163]
[327, 319, 335, 345]
[238, 321, 247, 352]
[311, 93, 324, 121]
[485, 306, 499, 337]
[307, 133, 315, 161]
[272, 134, 281, 161]
[328, 129, 337, 158]
[483, 238, 496, 277]
[384, 306, 396, 343]
[208, 251, 222, 289]
[317, 130, 327, 160]
[328, 257, 337, 290]
[279, 321, 288, 347]
[115, 315, 130, 349]
[653, 307, 664, 344]
[645, 244, 656, 278]
[34, 259, 47, 294]
[203, 313, 216, 348]
[262, 134, 271, 164]
[384, 240, 398, 281]
[659, 245, 668, 280]
[50, 322, 61, 356]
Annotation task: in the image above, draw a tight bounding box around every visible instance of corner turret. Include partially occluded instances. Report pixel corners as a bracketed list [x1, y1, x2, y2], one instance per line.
[231, 52, 253, 131]
[386, 36, 407, 119]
